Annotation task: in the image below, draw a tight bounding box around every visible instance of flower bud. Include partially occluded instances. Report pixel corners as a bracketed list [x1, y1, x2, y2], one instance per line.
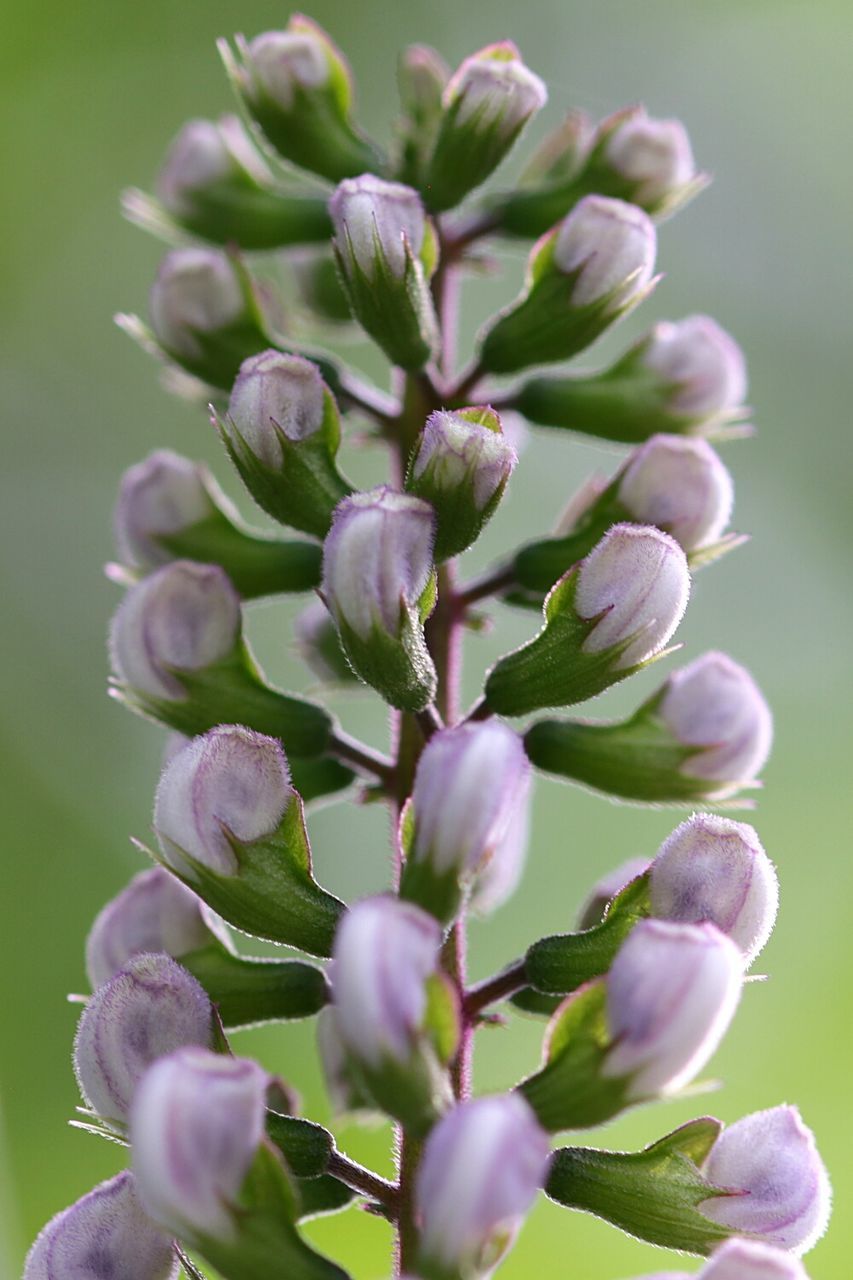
[329, 174, 438, 368]
[24, 1172, 178, 1280]
[603, 108, 697, 210]
[157, 117, 240, 218]
[109, 560, 241, 701]
[322, 487, 437, 711]
[148, 247, 256, 372]
[415, 1094, 550, 1279]
[402, 721, 531, 924]
[700, 1106, 831, 1254]
[114, 451, 217, 570]
[618, 436, 734, 552]
[316, 1007, 376, 1115]
[425, 42, 547, 211]
[641, 315, 748, 421]
[555, 194, 657, 308]
[74, 952, 215, 1126]
[649, 814, 779, 964]
[603, 919, 742, 1100]
[660, 651, 773, 786]
[228, 350, 325, 465]
[86, 867, 217, 989]
[407, 408, 517, 559]
[699, 1239, 811, 1280]
[396, 45, 450, 188]
[577, 856, 651, 929]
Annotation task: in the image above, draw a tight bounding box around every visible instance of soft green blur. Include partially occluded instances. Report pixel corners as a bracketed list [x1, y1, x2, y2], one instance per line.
[2, 1, 851, 1276]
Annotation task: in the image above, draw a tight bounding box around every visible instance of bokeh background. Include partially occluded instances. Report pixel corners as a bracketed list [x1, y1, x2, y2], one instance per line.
[2, 0, 851, 1275]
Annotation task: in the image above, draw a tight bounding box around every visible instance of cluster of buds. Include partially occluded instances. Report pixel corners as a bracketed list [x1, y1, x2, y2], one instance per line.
[26, 15, 830, 1280]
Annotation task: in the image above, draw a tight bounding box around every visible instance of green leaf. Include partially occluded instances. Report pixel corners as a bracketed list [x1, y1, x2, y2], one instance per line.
[181, 943, 330, 1029]
[265, 1113, 335, 1179]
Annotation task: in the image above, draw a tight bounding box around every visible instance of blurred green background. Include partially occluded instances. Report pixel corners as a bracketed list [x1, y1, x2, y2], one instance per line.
[2, 0, 851, 1275]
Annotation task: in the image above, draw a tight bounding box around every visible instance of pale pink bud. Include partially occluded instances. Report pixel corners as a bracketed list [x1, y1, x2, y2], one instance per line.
[446, 42, 547, 137]
[660, 651, 773, 787]
[329, 174, 426, 279]
[642, 316, 748, 419]
[114, 450, 217, 569]
[149, 248, 244, 360]
[618, 435, 734, 552]
[578, 856, 651, 928]
[226, 350, 327, 467]
[412, 410, 518, 512]
[553, 195, 656, 309]
[700, 1106, 831, 1254]
[604, 108, 696, 206]
[156, 118, 234, 217]
[322, 486, 435, 641]
[650, 814, 779, 964]
[246, 30, 329, 110]
[416, 1095, 550, 1275]
[332, 896, 442, 1068]
[24, 1172, 178, 1280]
[154, 726, 292, 879]
[575, 523, 690, 668]
[699, 1239, 811, 1280]
[109, 561, 241, 700]
[603, 919, 742, 1099]
[74, 953, 214, 1125]
[469, 800, 530, 915]
[131, 1046, 269, 1243]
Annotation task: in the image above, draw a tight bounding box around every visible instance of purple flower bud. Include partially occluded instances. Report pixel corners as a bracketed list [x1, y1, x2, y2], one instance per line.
[412, 410, 518, 512]
[604, 108, 696, 207]
[24, 1171, 178, 1280]
[148, 248, 245, 360]
[322, 486, 435, 641]
[660, 651, 773, 788]
[329, 174, 426, 280]
[131, 1046, 269, 1243]
[603, 919, 742, 1100]
[578, 856, 651, 928]
[114, 450, 217, 570]
[316, 1007, 375, 1114]
[109, 561, 241, 700]
[411, 721, 531, 886]
[154, 726, 293, 879]
[86, 867, 219, 989]
[74, 953, 214, 1125]
[575, 523, 690, 668]
[246, 29, 330, 111]
[415, 1095, 550, 1276]
[618, 435, 734, 552]
[649, 814, 779, 964]
[553, 195, 657, 310]
[445, 42, 547, 139]
[699, 1239, 811, 1280]
[226, 350, 327, 468]
[700, 1106, 831, 1254]
[332, 896, 442, 1068]
[156, 118, 234, 217]
[469, 800, 530, 915]
[642, 315, 748, 420]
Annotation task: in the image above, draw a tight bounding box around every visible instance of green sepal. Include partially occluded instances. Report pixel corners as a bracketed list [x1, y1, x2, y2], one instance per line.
[424, 973, 462, 1065]
[123, 185, 333, 253]
[265, 1112, 334, 1179]
[334, 602, 437, 713]
[398, 798, 464, 926]
[517, 981, 631, 1131]
[181, 940, 330, 1029]
[484, 567, 670, 717]
[296, 1175, 357, 1220]
[544, 1118, 738, 1256]
[395, 45, 449, 189]
[525, 872, 651, 994]
[349, 1042, 451, 1139]
[508, 987, 563, 1018]
[156, 512, 322, 599]
[143, 792, 345, 957]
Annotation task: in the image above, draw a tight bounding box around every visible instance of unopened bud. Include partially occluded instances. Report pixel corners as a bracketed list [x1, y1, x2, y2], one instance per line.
[114, 450, 217, 571]
[229, 350, 326, 463]
[24, 1172, 178, 1280]
[407, 407, 517, 559]
[157, 117, 241, 218]
[603, 107, 697, 210]
[74, 952, 215, 1126]
[642, 315, 748, 422]
[396, 45, 449, 188]
[618, 436, 734, 552]
[415, 1094, 550, 1279]
[577, 856, 651, 929]
[402, 721, 531, 924]
[700, 1106, 831, 1254]
[316, 1007, 376, 1115]
[555, 194, 657, 308]
[650, 814, 779, 964]
[425, 42, 547, 211]
[698, 1239, 811, 1280]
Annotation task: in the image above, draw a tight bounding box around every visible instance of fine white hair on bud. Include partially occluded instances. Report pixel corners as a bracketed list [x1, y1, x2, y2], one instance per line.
[603, 919, 743, 1100]
[660, 651, 773, 787]
[321, 486, 435, 641]
[700, 1106, 832, 1254]
[246, 29, 330, 110]
[649, 813, 779, 964]
[114, 450, 217, 570]
[412, 409, 518, 511]
[131, 1046, 269, 1244]
[415, 1094, 550, 1276]
[329, 174, 427, 279]
[575, 522, 690, 668]
[226, 349, 327, 468]
[642, 314, 748, 419]
[148, 248, 245, 360]
[446, 41, 547, 135]
[699, 1238, 812, 1280]
[604, 107, 696, 206]
[24, 1171, 178, 1280]
[109, 561, 241, 700]
[156, 118, 234, 216]
[553, 194, 657, 309]
[331, 896, 442, 1068]
[154, 725, 293, 879]
[618, 435, 734, 552]
[86, 866, 216, 989]
[73, 952, 214, 1126]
